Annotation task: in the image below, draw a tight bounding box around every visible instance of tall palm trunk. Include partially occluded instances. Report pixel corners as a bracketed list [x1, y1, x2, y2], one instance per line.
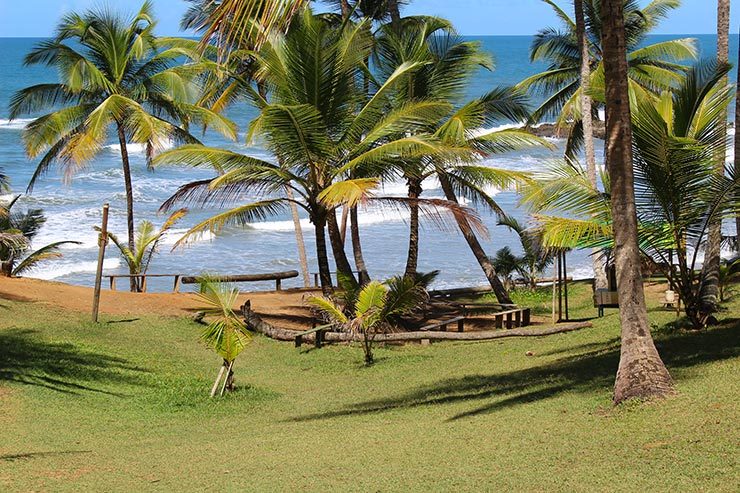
[339, 0, 351, 18]
[326, 208, 358, 287]
[701, 0, 731, 312]
[438, 174, 513, 304]
[312, 211, 332, 295]
[735, 37, 740, 253]
[116, 124, 137, 292]
[388, 0, 401, 31]
[601, 0, 674, 405]
[404, 177, 422, 278]
[285, 186, 310, 287]
[575, 0, 608, 290]
[350, 207, 370, 284]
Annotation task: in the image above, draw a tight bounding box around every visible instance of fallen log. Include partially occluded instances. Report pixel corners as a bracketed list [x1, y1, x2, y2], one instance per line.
[241, 301, 591, 344]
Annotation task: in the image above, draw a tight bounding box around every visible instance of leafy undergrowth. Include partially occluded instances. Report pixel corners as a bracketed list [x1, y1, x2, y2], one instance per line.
[0, 284, 738, 492]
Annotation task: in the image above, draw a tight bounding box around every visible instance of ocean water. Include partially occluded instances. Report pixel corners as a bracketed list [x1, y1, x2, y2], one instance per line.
[0, 35, 734, 292]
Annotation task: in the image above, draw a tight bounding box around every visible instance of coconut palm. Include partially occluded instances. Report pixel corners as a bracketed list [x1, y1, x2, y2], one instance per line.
[372, 17, 546, 303]
[0, 196, 80, 277]
[519, 0, 696, 156]
[196, 276, 252, 396]
[497, 215, 555, 289]
[100, 209, 187, 292]
[700, 0, 732, 309]
[156, 9, 454, 294]
[307, 273, 428, 365]
[525, 60, 738, 329]
[600, 0, 674, 404]
[10, 1, 236, 291]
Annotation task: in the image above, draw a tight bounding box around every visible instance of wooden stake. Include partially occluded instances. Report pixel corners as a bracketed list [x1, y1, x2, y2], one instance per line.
[210, 365, 225, 397]
[219, 360, 235, 397]
[91, 203, 109, 323]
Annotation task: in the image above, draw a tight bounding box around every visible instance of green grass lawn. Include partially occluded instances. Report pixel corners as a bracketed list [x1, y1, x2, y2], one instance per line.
[1, 282, 738, 491]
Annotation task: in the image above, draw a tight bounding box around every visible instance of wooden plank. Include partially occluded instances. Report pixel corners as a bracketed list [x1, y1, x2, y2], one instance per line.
[522, 308, 531, 326]
[505, 312, 513, 330]
[181, 270, 299, 284]
[419, 316, 465, 332]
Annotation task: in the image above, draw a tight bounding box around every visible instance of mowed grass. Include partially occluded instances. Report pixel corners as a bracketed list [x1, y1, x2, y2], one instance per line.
[0, 282, 738, 492]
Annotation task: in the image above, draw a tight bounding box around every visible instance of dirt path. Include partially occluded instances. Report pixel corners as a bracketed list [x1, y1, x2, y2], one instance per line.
[0, 277, 318, 330]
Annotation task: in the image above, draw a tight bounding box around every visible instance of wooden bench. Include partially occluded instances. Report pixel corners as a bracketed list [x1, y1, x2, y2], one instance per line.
[593, 289, 619, 317]
[107, 273, 182, 293]
[294, 324, 335, 348]
[419, 316, 466, 333]
[493, 308, 531, 329]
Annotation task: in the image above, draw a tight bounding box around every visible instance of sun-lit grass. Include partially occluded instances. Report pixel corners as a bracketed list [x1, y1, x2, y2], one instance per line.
[0, 282, 738, 491]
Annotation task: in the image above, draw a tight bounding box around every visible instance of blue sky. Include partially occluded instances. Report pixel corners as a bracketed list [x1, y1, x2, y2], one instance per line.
[0, 0, 732, 37]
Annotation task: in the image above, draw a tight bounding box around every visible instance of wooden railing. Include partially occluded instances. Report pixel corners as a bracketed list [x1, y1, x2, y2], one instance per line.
[106, 270, 299, 293]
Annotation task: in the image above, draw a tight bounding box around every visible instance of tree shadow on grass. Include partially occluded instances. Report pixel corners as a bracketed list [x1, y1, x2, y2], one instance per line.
[0, 329, 150, 395]
[288, 319, 739, 423]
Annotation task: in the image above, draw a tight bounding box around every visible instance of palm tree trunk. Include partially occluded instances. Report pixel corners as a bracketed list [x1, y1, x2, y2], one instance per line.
[339, 206, 349, 245]
[601, 0, 674, 405]
[404, 177, 422, 278]
[326, 208, 358, 287]
[438, 174, 513, 304]
[575, 0, 608, 290]
[350, 206, 370, 284]
[285, 186, 310, 288]
[339, 0, 351, 18]
[117, 124, 137, 292]
[313, 211, 333, 295]
[700, 0, 731, 313]
[735, 38, 740, 253]
[388, 0, 401, 31]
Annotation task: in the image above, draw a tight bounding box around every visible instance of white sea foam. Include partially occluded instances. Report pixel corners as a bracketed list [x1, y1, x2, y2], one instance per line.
[0, 118, 33, 130]
[104, 140, 175, 154]
[27, 257, 121, 280]
[159, 228, 216, 246]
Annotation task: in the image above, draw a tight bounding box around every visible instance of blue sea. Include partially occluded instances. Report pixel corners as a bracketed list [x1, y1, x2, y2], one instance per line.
[0, 35, 734, 292]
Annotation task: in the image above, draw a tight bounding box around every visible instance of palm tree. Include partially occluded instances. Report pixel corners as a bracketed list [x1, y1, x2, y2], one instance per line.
[519, 0, 697, 155]
[573, 0, 608, 290]
[196, 277, 252, 396]
[0, 196, 80, 277]
[156, 9, 451, 294]
[307, 273, 428, 365]
[374, 18, 546, 302]
[100, 209, 187, 292]
[596, 0, 673, 404]
[497, 215, 555, 289]
[700, 0, 731, 309]
[10, 2, 235, 291]
[524, 63, 739, 329]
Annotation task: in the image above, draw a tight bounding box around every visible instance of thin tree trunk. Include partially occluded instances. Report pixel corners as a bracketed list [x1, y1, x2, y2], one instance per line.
[285, 186, 310, 288]
[117, 124, 137, 293]
[735, 36, 740, 252]
[575, 0, 608, 290]
[339, 0, 351, 19]
[700, 0, 731, 312]
[350, 206, 370, 284]
[339, 206, 349, 245]
[601, 0, 674, 405]
[388, 0, 401, 31]
[326, 208, 358, 287]
[438, 174, 513, 304]
[313, 212, 333, 295]
[404, 177, 422, 278]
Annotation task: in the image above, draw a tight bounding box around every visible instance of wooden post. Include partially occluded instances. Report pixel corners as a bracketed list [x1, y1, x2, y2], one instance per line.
[92, 203, 109, 323]
[457, 318, 464, 333]
[551, 261, 557, 324]
[173, 275, 181, 293]
[275, 278, 281, 291]
[141, 275, 147, 293]
[563, 251, 569, 321]
[557, 252, 563, 322]
[109, 276, 116, 291]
